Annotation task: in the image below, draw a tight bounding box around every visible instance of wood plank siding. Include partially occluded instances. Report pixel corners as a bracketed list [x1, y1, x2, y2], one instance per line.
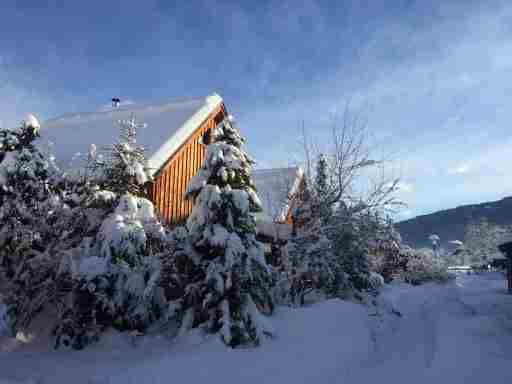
[149, 103, 226, 225]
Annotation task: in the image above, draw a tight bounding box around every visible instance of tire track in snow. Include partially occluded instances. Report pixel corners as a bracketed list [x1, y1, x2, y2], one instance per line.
[359, 287, 442, 379]
[418, 296, 437, 370]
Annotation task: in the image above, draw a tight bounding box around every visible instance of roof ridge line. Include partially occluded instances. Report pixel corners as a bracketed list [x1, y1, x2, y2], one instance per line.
[45, 94, 216, 124]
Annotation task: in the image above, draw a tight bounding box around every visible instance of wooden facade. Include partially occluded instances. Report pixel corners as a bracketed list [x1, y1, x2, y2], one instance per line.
[283, 177, 305, 226]
[148, 103, 226, 225]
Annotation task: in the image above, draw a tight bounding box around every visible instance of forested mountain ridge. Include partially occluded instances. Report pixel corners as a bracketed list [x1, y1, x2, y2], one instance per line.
[396, 196, 512, 248]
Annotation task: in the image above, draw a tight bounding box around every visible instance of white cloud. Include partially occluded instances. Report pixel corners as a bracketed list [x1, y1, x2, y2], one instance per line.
[448, 164, 471, 175]
[0, 83, 55, 129]
[396, 181, 415, 193]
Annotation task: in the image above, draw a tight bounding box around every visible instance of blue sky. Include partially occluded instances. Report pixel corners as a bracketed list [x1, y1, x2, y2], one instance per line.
[1, 0, 512, 218]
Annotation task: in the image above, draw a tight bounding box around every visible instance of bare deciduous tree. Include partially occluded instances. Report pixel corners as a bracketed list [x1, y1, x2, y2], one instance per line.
[297, 100, 402, 218]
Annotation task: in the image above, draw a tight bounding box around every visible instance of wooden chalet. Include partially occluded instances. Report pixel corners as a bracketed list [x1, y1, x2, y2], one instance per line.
[44, 94, 226, 225]
[43, 95, 305, 243]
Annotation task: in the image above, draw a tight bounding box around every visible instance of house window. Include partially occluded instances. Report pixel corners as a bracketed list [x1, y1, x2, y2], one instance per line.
[214, 112, 224, 125]
[201, 129, 212, 145]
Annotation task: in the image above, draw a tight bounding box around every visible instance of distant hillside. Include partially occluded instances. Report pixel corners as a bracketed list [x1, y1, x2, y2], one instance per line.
[396, 196, 512, 248]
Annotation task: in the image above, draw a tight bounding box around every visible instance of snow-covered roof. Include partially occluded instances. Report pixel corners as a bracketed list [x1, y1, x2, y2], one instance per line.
[252, 166, 304, 222]
[41, 94, 223, 176]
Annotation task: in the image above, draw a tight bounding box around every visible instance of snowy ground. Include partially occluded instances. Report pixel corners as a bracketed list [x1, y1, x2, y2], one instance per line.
[1, 272, 511, 384]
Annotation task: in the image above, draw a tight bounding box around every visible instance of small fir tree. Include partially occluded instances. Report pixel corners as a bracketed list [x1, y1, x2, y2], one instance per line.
[176, 115, 274, 347]
[90, 113, 151, 197]
[313, 154, 333, 220]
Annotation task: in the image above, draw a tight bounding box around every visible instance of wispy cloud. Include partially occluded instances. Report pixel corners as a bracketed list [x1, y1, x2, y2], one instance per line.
[0, 57, 56, 128]
[448, 164, 471, 176]
[242, 2, 512, 217]
[397, 181, 415, 193]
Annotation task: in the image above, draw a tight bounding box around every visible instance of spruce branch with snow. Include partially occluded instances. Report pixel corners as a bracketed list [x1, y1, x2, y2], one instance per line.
[177, 115, 274, 347]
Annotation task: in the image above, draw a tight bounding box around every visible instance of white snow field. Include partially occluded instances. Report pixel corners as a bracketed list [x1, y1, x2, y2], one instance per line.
[1, 272, 511, 384]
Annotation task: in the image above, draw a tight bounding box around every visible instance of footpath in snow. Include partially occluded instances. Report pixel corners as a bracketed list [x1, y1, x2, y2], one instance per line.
[1, 272, 511, 384]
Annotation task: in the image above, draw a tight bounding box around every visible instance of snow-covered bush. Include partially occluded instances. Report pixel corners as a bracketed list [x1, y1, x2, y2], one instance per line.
[283, 224, 351, 306]
[55, 241, 166, 349]
[369, 272, 385, 290]
[399, 248, 450, 285]
[174, 115, 274, 347]
[54, 193, 168, 349]
[331, 215, 373, 292]
[367, 221, 407, 282]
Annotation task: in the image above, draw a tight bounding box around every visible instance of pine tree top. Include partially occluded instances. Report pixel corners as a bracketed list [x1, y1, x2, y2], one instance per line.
[185, 117, 260, 212]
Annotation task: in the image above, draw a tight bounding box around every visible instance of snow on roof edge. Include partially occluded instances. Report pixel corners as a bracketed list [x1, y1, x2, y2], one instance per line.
[147, 93, 223, 176]
[276, 166, 304, 222]
[252, 166, 304, 223]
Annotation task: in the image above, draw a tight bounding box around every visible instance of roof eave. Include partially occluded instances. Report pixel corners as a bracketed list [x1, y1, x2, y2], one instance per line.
[147, 93, 223, 177]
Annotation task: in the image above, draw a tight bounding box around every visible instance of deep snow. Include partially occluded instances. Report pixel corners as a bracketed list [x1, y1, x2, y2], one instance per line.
[1, 272, 511, 384]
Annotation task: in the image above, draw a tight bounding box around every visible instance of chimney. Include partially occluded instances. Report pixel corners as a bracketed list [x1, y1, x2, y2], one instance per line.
[112, 98, 120, 108]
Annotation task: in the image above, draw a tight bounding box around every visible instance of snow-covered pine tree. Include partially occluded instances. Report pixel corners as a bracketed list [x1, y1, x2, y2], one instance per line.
[54, 114, 168, 349]
[314, 154, 329, 194]
[0, 115, 74, 332]
[90, 113, 151, 197]
[177, 115, 274, 347]
[0, 115, 47, 276]
[313, 153, 333, 221]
